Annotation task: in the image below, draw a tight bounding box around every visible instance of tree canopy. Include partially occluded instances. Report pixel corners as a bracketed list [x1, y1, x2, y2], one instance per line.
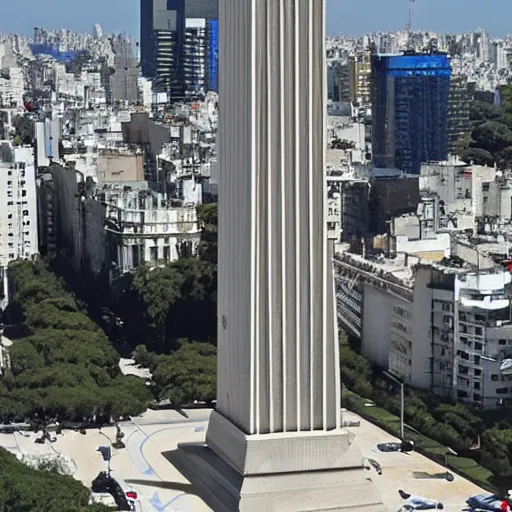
[137, 341, 217, 406]
[2, 260, 151, 423]
[111, 206, 218, 351]
[455, 84, 512, 169]
[0, 447, 108, 512]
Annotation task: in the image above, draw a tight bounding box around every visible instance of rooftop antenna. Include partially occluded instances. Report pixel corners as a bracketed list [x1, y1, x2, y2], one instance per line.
[406, 0, 416, 33]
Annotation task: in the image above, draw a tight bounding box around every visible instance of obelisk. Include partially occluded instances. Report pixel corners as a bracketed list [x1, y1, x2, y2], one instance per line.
[172, 1, 386, 510]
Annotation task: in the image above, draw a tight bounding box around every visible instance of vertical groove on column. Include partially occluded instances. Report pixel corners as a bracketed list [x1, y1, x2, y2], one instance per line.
[270, 0, 283, 434]
[279, 0, 288, 433]
[293, 0, 301, 432]
[249, 0, 257, 435]
[319, 0, 328, 431]
[265, 0, 274, 434]
[307, 0, 315, 431]
[284, 0, 298, 432]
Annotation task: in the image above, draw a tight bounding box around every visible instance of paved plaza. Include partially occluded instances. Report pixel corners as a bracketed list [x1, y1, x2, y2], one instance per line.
[0, 408, 488, 511]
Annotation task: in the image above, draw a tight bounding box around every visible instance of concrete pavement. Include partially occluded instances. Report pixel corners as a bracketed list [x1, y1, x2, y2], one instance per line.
[0, 408, 488, 511]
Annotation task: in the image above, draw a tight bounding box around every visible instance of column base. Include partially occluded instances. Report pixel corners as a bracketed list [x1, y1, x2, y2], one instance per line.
[167, 411, 386, 512]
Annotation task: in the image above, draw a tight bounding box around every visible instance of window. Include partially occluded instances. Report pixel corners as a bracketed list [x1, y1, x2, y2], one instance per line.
[492, 375, 499, 381]
[475, 314, 485, 322]
[474, 382, 481, 390]
[21, 190, 26, 197]
[500, 339, 507, 346]
[473, 393, 481, 402]
[7, 191, 12, 198]
[475, 327, 483, 336]
[8, 253, 14, 259]
[7, 181, 12, 186]
[150, 246, 158, 261]
[474, 355, 481, 365]
[475, 369, 482, 376]
[475, 342, 483, 351]
[443, 315, 451, 323]
[457, 390, 468, 398]
[163, 246, 170, 260]
[22, 210, 28, 216]
[442, 303, 451, 312]
[483, 183, 490, 192]
[496, 387, 509, 395]
[7, 214, 12, 219]
[7, 201, 13, 206]
[7, 170, 12, 176]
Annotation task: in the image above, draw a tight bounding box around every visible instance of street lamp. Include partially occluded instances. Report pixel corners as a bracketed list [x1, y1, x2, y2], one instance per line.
[444, 447, 457, 482]
[383, 371, 404, 442]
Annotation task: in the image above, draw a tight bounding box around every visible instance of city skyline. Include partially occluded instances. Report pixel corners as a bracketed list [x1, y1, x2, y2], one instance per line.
[1, 0, 512, 39]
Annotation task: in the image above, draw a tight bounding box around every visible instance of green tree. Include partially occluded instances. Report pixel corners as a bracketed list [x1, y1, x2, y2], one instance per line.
[472, 121, 512, 155]
[152, 341, 217, 405]
[0, 446, 101, 512]
[197, 203, 218, 264]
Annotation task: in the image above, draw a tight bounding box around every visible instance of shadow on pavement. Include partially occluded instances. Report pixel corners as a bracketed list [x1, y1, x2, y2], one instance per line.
[124, 479, 198, 495]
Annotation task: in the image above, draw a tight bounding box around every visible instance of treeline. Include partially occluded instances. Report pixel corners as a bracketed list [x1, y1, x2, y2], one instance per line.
[1, 259, 151, 423]
[134, 342, 216, 406]
[110, 203, 218, 352]
[341, 338, 512, 478]
[0, 447, 108, 512]
[455, 83, 512, 168]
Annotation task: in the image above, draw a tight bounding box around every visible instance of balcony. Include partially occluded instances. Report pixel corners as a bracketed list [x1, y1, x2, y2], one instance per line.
[459, 293, 510, 311]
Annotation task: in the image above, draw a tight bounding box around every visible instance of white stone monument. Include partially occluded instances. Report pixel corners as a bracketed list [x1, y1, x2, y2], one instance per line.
[172, 1, 386, 510]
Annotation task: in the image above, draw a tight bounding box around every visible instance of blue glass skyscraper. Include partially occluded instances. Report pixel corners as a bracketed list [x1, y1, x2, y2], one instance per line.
[372, 53, 452, 174]
[140, 0, 219, 100]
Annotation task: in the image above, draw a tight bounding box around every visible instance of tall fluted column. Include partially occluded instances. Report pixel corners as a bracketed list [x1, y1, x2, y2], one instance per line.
[173, 2, 386, 510]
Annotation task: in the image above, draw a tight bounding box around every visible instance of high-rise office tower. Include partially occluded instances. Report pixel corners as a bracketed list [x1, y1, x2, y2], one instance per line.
[172, 1, 384, 510]
[447, 76, 471, 154]
[372, 52, 451, 174]
[140, 0, 218, 100]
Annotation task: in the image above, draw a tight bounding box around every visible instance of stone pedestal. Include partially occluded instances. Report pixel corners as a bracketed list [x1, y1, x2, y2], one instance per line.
[168, 411, 386, 512]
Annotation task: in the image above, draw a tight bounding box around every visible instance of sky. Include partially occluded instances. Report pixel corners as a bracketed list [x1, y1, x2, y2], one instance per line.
[0, 0, 512, 39]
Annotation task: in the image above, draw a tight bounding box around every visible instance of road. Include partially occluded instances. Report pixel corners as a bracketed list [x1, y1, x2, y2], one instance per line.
[0, 408, 487, 511]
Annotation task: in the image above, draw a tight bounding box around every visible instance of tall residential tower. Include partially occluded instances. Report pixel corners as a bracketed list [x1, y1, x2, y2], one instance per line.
[372, 52, 451, 174]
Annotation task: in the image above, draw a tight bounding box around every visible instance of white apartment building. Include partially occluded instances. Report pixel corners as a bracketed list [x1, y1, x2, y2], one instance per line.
[0, 146, 39, 305]
[335, 251, 512, 409]
[101, 186, 201, 272]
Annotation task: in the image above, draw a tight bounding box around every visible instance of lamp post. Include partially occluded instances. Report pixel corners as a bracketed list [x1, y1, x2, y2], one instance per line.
[444, 447, 457, 482]
[383, 371, 404, 442]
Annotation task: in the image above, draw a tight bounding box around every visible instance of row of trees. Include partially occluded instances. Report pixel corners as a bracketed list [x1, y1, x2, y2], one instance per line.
[0, 446, 109, 512]
[455, 83, 512, 168]
[341, 337, 512, 477]
[134, 341, 217, 406]
[1, 260, 151, 423]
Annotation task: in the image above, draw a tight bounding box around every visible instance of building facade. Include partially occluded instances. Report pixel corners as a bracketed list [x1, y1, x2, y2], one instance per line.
[0, 146, 39, 305]
[335, 252, 512, 409]
[140, 0, 219, 100]
[372, 52, 451, 174]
